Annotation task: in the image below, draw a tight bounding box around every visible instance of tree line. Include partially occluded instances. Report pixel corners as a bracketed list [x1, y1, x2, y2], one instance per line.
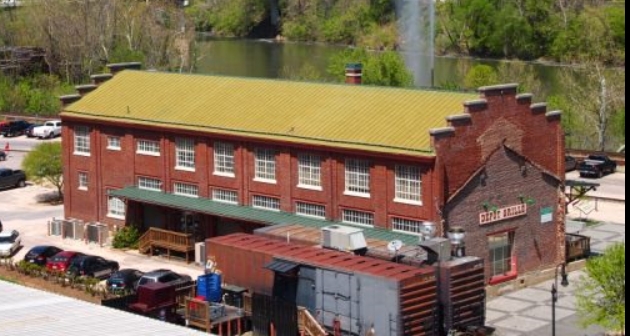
[0, 0, 625, 151]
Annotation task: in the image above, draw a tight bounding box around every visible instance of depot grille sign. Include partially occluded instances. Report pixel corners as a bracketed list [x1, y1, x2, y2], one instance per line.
[479, 204, 527, 225]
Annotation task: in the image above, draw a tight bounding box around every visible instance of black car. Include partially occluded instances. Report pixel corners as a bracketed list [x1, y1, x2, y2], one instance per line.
[565, 155, 578, 172]
[66, 255, 120, 279]
[23, 245, 64, 266]
[0, 150, 5, 161]
[106, 268, 145, 293]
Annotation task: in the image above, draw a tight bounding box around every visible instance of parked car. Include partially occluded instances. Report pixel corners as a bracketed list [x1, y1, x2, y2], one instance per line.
[66, 255, 120, 279]
[31, 120, 62, 139]
[135, 269, 192, 290]
[0, 168, 26, 190]
[23, 245, 64, 266]
[0, 120, 31, 137]
[106, 268, 145, 293]
[0, 229, 21, 257]
[565, 155, 578, 172]
[578, 154, 617, 178]
[0, 150, 6, 161]
[46, 251, 84, 273]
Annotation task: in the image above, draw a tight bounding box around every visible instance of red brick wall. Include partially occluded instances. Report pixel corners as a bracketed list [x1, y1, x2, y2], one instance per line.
[433, 85, 566, 280]
[62, 120, 439, 230]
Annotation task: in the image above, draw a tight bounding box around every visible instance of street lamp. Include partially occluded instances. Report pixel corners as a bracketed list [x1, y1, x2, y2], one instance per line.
[551, 263, 570, 336]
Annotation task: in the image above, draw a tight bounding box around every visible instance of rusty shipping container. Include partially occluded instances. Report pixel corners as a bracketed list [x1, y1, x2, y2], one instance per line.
[438, 256, 486, 334]
[207, 233, 439, 336]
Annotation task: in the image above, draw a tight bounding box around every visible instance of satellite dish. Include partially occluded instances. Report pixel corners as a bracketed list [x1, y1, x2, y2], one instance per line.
[387, 240, 403, 252]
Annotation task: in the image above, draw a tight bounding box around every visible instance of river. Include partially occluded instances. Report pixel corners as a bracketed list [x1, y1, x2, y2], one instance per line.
[193, 37, 566, 98]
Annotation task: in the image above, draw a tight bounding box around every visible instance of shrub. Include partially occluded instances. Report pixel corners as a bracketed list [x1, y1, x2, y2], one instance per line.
[112, 225, 140, 249]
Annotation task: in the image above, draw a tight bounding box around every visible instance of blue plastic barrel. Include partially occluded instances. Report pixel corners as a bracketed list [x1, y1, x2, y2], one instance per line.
[197, 273, 222, 302]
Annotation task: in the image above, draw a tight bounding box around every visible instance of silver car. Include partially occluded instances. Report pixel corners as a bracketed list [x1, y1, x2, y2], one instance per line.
[0, 229, 21, 257]
[134, 269, 192, 290]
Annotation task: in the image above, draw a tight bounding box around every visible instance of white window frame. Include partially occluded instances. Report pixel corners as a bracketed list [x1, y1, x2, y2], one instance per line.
[392, 217, 425, 235]
[394, 165, 422, 205]
[73, 126, 90, 156]
[173, 182, 199, 198]
[342, 209, 374, 227]
[489, 232, 515, 277]
[295, 202, 326, 219]
[78, 172, 88, 190]
[212, 189, 239, 204]
[137, 140, 160, 156]
[297, 153, 322, 190]
[252, 195, 280, 211]
[254, 148, 276, 183]
[107, 196, 125, 219]
[107, 136, 121, 150]
[344, 158, 370, 197]
[214, 141, 235, 177]
[175, 138, 196, 171]
[138, 177, 162, 191]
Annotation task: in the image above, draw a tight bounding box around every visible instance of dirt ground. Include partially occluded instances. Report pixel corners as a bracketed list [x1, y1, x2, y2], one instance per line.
[0, 263, 103, 305]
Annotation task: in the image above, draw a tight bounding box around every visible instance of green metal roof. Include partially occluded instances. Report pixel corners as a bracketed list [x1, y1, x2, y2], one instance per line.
[62, 71, 478, 156]
[110, 186, 420, 246]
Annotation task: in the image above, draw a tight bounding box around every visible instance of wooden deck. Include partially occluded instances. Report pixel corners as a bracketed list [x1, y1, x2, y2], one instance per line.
[138, 227, 195, 263]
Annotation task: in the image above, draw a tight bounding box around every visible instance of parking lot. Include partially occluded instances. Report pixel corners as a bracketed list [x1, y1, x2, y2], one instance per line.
[0, 184, 206, 281]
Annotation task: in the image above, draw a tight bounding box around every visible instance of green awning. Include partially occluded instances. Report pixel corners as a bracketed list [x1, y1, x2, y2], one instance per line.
[109, 186, 420, 246]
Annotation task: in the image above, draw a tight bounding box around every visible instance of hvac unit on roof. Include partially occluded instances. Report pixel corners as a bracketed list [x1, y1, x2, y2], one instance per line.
[321, 225, 367, 252]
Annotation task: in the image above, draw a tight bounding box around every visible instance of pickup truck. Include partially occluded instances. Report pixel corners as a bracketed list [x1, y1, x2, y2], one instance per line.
[0, 120, 31, 137]
[577, 154, 617, 178]
[0, 168, 27, 189]
[31, 120, 62, 139]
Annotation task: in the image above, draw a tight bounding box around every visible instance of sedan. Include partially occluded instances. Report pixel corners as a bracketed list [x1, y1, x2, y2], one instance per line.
[46, 251, 84, 273]
[23, 245, 64, 266]
[0, 150, 5, 161]
[106, 268, 145, 293]
[0, 229, 21, 257]
[135, 269, 192, 290]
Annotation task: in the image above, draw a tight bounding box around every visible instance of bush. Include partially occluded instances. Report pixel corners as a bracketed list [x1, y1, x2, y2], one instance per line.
[112, 225, 140, 249]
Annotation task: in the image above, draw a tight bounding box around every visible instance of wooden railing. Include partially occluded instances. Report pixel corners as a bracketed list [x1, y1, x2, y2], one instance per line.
[298, 307, 327, 336]
[137, 227, 195, 263]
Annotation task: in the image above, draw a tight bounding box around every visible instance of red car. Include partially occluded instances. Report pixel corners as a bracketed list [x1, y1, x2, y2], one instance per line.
[46, 251, 84, 273]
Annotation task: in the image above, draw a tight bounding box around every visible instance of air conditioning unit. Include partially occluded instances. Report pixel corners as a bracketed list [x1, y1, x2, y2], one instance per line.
[195, 242, 206, 266]
[321, 225, 367, 252]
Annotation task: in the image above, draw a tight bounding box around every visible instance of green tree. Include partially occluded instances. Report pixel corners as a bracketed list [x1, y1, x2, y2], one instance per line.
[576, 242, 625, 334]
[21, 142, 63, 202]
[327, 48, 413, 87]
[463, 64, 498, 90]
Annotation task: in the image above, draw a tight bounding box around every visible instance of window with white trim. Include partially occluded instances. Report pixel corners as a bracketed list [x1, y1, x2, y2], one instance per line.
[212, 189, 239, 204]
[138, 177, 162, 191]
[173, 182, 199, 198]
[78, 172, 88, 190]
[344, 158, 370, 195]
[392, 217, 424, 235]
[175, 138, 195, 170]
[137, 140, 160, 155]
[298, 153, 321, 189]
[342, 209, 374, 226]
[252, 195, 280, 211]
[214, 142, 235, 176]
[73, 126, 90, 155]
[107, 196, 125, 219]
[489, 232, 515, 277]
[296, 202, 326, 219]
[107, 136, 121, 150]
[254, 148, 276, 182]
[395, 165, 422, 204]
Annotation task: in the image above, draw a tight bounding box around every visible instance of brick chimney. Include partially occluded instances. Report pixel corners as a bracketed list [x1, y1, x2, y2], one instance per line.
[345, 63, 362, 85]
[106, 61, 142, 76]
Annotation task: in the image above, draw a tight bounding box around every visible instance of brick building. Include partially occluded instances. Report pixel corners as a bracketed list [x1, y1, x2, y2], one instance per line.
[59, 63, 566, 284]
